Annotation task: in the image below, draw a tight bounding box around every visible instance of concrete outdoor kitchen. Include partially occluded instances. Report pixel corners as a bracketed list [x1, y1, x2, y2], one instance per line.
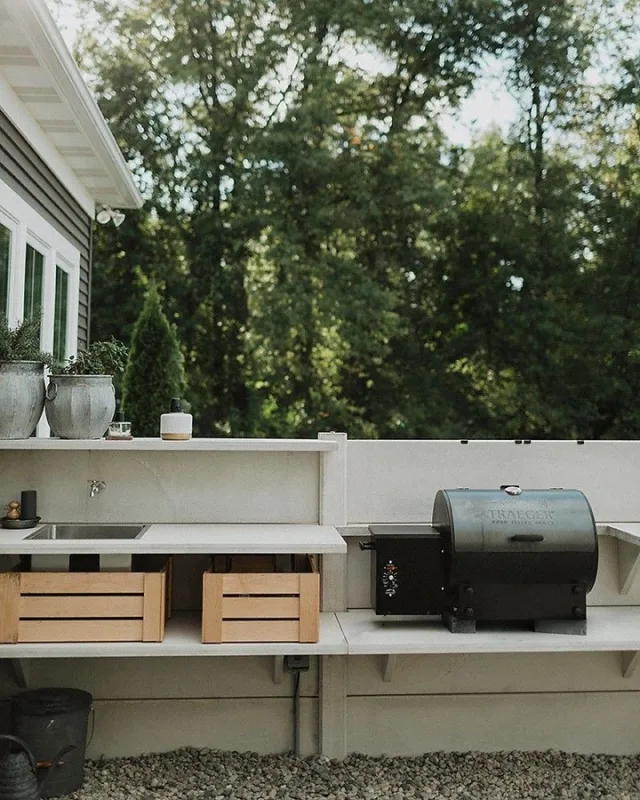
[2, 435, 640, 759]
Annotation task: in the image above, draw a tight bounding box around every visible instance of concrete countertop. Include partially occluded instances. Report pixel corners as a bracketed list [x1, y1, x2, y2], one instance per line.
[0, 523, 347, 554]
[0, 437, 338, 451]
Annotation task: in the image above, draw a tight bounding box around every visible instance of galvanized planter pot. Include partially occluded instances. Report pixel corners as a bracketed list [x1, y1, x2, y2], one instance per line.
[45, 374, 116, 439]
[0, 361, 45, 439]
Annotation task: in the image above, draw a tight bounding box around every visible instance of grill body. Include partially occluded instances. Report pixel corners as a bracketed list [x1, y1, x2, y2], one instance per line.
[368, 527, 445, 616]
[367, 487, 599, 634]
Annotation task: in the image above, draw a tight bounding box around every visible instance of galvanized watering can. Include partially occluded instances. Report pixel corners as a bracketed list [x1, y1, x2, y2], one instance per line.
[0, 735, 74, 800]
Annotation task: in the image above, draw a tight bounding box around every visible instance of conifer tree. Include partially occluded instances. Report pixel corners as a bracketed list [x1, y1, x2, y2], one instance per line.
[122, 284, 186, 437]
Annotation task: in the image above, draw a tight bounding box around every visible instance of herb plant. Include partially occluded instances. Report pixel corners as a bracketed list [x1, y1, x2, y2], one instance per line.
[0, 313, 52, 365]
[54, 338, 129, 376]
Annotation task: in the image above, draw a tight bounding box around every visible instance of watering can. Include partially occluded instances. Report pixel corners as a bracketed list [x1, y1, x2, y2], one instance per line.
[0, 735, 75, 800]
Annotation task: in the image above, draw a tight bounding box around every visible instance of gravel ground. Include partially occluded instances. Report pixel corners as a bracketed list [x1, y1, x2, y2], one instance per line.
[66, 748, 640, 800]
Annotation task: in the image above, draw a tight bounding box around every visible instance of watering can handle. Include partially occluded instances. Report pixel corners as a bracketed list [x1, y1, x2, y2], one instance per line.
[37, 744, 77, 793]
[0, 734, 37, 773]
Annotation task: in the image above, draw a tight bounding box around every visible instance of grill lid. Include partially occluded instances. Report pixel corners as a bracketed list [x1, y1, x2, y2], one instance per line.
[432, 487, 597, 553]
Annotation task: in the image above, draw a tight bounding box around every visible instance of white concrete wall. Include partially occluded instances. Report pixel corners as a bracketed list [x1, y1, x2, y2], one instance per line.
[346, 440, 640, 524]
[347, 693, 640, 755]
[2, 438, 640, 757]
[26, 657, 319, 757]
[0, 451, 321, 523]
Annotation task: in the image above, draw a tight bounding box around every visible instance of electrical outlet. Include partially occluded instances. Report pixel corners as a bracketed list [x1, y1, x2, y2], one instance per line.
[284, 655, 310, 672]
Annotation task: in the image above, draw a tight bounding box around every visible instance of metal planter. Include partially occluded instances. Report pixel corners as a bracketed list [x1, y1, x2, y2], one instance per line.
[45, 374, 116, 439]
[0, 361, 45, 439]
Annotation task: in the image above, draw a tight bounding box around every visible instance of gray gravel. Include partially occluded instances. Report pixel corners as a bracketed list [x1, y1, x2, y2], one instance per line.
[66, 748, 640, 800]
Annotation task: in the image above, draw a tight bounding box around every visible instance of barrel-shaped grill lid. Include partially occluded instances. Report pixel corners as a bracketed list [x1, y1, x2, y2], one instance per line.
[432, 487, 597, 552]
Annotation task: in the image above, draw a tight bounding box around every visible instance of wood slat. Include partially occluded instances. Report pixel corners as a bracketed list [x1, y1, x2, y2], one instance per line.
[221, 620, 300, 642]
[0, 572, 20, 643]
[202, 573, 224, 643]
[20, 572, 145, 594]
[142, 572, 164, 642]
[222, 574, 301, 595]
[159, 569, 167, 640]
[20, 595, 144, 619]
[222, 596, 299, 619]
[18, 619, 143, 643]
[298, 573, 320, 642]
[166, 557, 173, 620]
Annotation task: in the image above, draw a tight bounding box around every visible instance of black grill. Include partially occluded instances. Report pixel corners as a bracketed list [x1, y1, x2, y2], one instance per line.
[363, 486, 599, 634]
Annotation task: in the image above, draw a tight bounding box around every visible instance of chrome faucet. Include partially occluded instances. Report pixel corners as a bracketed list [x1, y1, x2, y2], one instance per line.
[88, 479, 106, 498]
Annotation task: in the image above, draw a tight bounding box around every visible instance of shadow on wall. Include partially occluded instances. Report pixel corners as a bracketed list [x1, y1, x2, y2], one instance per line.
[0, 657, 22, 731]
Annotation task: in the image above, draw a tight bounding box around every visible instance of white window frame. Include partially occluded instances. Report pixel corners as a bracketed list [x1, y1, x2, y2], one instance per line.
[53, 256, 78, 362]
[0, 178, 81, 436]
[24, 231, 50, 335]
[0, 178, 80, 354]
[0, 204, 21, 317]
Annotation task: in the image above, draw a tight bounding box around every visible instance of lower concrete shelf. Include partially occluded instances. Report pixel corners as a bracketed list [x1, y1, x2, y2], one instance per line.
[3, 607, 639, 670]
[336, 607, 640, 679]
[0, 611, 347, 658]
[337, 607, 640, 654]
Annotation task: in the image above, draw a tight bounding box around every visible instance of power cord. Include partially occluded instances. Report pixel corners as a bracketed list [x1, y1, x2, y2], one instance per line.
[285, 655, 310, 756]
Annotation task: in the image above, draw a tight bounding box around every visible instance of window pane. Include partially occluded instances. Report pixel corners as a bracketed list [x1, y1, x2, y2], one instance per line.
[24, 244, 44, 321]
[53, 266, 69, 362]
[0, 223, 10, 314]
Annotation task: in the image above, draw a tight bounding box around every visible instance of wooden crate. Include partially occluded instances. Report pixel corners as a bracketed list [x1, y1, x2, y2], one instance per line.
[202, 554, 319, 643]
[0, 557, 170, 643]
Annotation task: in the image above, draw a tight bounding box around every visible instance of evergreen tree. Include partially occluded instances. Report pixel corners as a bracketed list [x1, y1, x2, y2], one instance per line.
[122, 284, 186, 437]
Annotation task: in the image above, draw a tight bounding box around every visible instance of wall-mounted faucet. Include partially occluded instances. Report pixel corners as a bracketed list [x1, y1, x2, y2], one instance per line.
[88, 479, 106, 498]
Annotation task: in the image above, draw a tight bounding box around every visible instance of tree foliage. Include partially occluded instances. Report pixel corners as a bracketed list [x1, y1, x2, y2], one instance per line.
[122, 283, 186, 436]
[76, 0, 640, 439]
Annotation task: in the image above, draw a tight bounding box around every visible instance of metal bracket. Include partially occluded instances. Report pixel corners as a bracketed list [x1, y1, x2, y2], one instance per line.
[273, 655, 285, 684]
[621, 651, 640, 678]
[382, 654, 397, 682]
[11, 658, 29, 688]
[617, 539, 640, 594]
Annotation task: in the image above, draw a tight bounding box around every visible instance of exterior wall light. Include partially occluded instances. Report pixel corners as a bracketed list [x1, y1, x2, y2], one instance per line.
[96, 207, 126, 227]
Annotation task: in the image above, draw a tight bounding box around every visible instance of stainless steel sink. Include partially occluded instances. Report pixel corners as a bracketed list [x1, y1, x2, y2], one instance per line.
[25, 524, 149, 540]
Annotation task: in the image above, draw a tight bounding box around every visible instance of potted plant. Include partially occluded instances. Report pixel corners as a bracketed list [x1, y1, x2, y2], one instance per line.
[0, 313, 52, 439]
[45, 338, 129, 439]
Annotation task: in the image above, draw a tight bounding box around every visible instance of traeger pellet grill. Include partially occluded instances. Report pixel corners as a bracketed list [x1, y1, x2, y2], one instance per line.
[361, 486, 598, 634]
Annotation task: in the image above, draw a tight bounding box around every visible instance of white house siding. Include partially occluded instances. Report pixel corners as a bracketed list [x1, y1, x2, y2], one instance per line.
[0, 107, 91, 346]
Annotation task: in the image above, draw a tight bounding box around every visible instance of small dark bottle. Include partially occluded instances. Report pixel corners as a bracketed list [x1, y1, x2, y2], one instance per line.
[20, 490, 37, 520]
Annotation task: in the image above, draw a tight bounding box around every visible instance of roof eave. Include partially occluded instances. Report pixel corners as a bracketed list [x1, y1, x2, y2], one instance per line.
[10, 0, 143, 210]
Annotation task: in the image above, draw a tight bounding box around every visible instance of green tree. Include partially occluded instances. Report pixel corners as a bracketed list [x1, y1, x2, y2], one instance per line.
[77, 0, 505, 437]
[122, 284, 186, 436]
[74, 0, 640, 441]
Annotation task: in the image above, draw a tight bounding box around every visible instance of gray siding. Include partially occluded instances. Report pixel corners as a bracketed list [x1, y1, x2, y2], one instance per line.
[0, 108, 91, 347]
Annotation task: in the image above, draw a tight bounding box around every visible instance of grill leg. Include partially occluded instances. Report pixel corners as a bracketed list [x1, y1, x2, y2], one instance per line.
[534, 619, 587, 635]
[443, 612, 476, 633]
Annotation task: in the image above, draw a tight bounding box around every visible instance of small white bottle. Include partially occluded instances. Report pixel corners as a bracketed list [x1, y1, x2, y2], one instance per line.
[160, 397, 192, 441]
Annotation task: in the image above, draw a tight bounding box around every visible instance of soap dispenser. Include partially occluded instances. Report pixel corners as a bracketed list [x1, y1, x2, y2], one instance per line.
[160, 398, 192, 441]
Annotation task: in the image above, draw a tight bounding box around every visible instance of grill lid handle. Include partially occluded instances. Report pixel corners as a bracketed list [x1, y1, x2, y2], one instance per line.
[501, 485, 522, 495]
[509, 534, 544, 542]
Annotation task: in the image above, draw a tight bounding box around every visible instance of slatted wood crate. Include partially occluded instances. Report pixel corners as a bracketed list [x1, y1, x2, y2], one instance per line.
[202, 554, 319, 643]
[0, 557, 170, 643]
